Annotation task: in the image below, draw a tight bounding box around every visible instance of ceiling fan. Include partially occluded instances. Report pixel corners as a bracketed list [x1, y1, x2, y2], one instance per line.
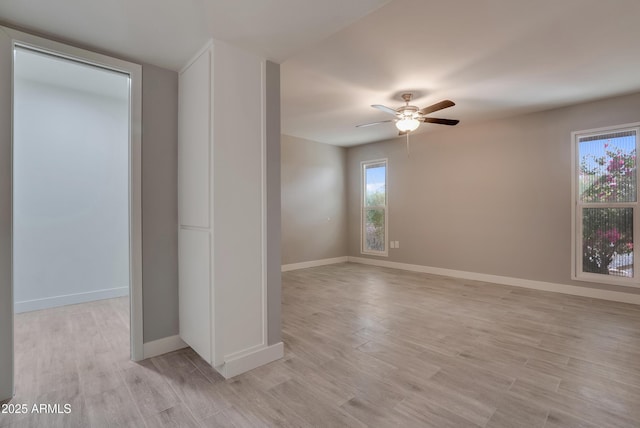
[357, 93, 459, 135]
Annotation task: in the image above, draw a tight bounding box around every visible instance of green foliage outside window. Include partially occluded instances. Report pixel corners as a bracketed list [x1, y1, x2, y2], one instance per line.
[365, 191, 385, 252]
[580, 143, 635, 275]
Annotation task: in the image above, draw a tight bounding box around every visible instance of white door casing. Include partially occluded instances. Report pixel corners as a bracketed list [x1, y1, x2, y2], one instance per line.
[0, 26, 143, 401]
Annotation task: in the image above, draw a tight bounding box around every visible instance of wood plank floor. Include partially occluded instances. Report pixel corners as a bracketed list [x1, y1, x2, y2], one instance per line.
[3, 262, 640, 427]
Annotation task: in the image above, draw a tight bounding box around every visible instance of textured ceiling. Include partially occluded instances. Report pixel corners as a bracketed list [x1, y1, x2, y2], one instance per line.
[281, 0, 640, 146]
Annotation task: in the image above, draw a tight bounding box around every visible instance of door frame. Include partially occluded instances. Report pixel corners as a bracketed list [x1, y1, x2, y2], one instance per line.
[6, 27, 143, 372]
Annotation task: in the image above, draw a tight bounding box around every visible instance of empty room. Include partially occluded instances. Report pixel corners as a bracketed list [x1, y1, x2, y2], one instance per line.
[1, 1, 640, 427]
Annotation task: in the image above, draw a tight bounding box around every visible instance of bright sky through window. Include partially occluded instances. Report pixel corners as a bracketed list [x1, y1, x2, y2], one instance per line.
[365, 165, 385, 195]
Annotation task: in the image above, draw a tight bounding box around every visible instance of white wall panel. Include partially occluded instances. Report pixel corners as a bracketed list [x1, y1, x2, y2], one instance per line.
[178, 50, 210, 229]
[178, 228, 211, 362]
[178, 46, 213, 363]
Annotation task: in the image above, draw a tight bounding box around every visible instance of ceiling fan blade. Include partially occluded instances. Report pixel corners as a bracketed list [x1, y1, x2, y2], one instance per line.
[419, 100, 455, 115]
[356, 119, 393, 128]
[398, 130, 408, 136]
[372, 104, 398, 116]
[421, 117, 460, 126]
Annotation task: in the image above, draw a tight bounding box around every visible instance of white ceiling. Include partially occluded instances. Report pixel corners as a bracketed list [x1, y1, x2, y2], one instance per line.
[0, 0, 389, 70]
[281, 0, 640, 146]
[3, 0, 640, 147]
[0, 0, 210, 71]
[198, 0, 390, 63]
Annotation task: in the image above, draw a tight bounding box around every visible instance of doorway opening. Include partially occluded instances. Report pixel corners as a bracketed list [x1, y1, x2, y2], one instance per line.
[13, 47, 130, 312]
[7, 29, 142, 400]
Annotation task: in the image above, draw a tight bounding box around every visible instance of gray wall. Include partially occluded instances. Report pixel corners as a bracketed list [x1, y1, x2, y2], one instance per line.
[347, 91, 640, 295]
[266, 61, 282, 345]
[281, 135, 348, 265]
[142, 64, 179, 342]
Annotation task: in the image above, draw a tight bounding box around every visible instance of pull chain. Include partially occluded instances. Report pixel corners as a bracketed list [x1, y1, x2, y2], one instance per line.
[406, 132, 410, 156]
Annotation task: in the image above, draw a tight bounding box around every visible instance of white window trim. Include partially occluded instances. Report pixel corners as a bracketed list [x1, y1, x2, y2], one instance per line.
[361, 158, 388, 257]
[571, 122, 640, 288]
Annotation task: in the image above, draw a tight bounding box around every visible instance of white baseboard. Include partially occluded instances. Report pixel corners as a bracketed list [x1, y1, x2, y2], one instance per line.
[216, 342, 284, 379]
[282, 256, 348, 272]
[143, 335, 188, 359]
[348, 256, 640, 305]
[15, 286, 129, 313]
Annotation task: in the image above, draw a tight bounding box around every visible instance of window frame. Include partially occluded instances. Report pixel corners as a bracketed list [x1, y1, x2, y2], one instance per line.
[571, 123, 640, 287]
[361, 158, 388, 257]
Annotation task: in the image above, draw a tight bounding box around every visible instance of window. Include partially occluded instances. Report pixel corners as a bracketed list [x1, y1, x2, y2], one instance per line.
[362, 159, 387, 256]
[572, 124, 639, 286]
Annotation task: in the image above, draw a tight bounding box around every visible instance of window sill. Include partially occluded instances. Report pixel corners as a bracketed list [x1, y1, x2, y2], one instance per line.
[361, 251, 388, 258]
[573, 273, 640, 288]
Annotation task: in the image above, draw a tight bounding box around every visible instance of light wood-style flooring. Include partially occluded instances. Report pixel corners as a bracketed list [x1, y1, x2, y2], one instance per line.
[3, 262, 640, 427]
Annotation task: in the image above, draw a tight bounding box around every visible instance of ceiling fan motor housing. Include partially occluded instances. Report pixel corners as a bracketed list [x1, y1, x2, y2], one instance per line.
[397, 105, 419, 118]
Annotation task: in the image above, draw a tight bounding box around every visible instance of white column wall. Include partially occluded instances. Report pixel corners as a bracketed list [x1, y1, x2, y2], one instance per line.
[212, 41, 265, 364]
[178, 40, 282, 378]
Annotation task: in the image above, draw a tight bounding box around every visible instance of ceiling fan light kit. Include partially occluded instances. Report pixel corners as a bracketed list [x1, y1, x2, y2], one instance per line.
[396, 117, 420, 132]
[357, 92, 459, 137]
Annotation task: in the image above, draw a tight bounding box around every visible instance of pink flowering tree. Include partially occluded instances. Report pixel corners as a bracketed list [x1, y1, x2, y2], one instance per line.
[581, 145, 636, 202]
[582, 220, 632, 274]
[581, 144, 635, 274]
